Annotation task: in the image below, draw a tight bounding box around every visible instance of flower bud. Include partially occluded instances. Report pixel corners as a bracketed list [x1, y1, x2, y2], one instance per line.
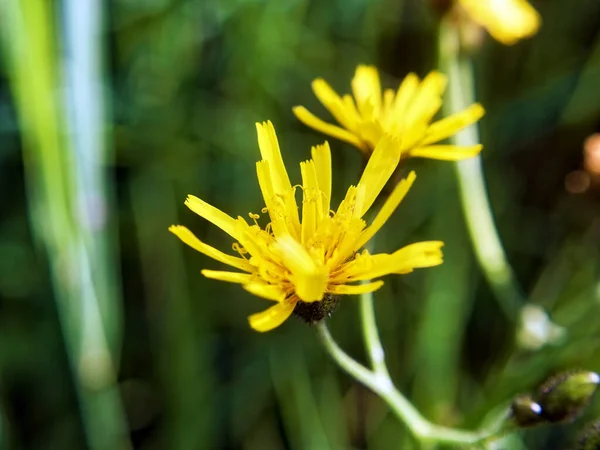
[536, 371, 600, 423]
[510, 394, 544, 428]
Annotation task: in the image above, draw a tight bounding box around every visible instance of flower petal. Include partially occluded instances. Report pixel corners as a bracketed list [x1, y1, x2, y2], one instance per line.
[312, 78, 356, 130]
[403, 72, 447, 128]
[409, 145, 483, 161]
[387, 73, 419, 130]
[243, 282, 287, 302]
[355, 134, 402, 217]
[351, 65, 382, 118]
[248, 301, 295, 332]
[169, 225, 253, 272]
[256, 121, 301, 238]
[256, 160, 290, 237]
[354, 171, 416, 251]
[328, 280, 384, 295]
[273, 234, 327, 302]
[300, 160, 319, 244]
[293, 106, 366, 150]
[202, 270, 254, 284]
[459, 0, 540, 45]
[256, 121, 292, 195]
[185, 195, 240, 241]
[341, 241, 444, 281]
[311, 142, 332, 217]
[421, 103, 485, 146]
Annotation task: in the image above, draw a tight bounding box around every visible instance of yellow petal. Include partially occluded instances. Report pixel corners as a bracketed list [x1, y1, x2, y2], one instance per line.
[351, 65, 382, 118]
[342, 94, 363, 127]
[255, 121, 293, 196]
[354, 171, 416, 251]
[312, 78, 356, 130]
[459, 0, 540, 45]
[233, 217, 272, 259]
[328, 281, 384, 295]
[256, 161, 292, 238]
[341, 241, 444, 281]
[243, 282, 287, 302]
[201, 270, 254, 284]
[169, 225, 253, 272]
[311, 142, 332, 217]
[256, 160, 276, 213]
[399, 121, 429, 152]
[389, 241, 444, 274]
[402, 71, 447, 131]
[388, 73, 419, 130]
[355, 120, 384, 149]
[355, 134, 402, 217]
[256, 122, 301, 238]
[421, 103, 485, 146]
[409, 145, 483, 161]
[300, 160, 319, 243]
[293, 106, 366, 151]
[382, 88, 395, 115]
[273, 234, 327, 302]
[185, 195, 240, 240]
[248, 301, 295, 332]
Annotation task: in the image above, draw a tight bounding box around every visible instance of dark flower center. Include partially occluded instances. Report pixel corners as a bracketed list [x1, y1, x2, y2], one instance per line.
[293, 294, 340, 324]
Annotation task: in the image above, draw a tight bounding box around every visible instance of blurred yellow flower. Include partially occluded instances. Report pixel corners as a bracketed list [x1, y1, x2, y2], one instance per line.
[459, 0, 541, 45]
[293, 65, 485, 161]
[170, 121, 444, 332]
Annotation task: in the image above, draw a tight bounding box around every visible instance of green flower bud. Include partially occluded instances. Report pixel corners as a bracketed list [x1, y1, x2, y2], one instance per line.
[510, 394, 544, 428]
[574, 420, 600, 450]
[536, 371, 600, 423]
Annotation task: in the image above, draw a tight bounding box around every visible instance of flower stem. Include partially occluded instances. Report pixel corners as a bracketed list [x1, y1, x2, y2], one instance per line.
[316, 320, 503, 445]
[359, 289, 389, 376]
[439, 19, 523, 320]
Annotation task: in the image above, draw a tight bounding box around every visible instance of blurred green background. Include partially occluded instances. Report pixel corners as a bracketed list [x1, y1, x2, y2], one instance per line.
[1, 0, 600, 449]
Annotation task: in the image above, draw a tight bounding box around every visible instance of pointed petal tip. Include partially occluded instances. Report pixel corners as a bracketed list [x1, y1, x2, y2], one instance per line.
[248, 301, 295, 332]
[255, 120, 275, 132]
[292, 105, 307, 117]
[311, 77, 327, 88]
[471, 103, 486, 117]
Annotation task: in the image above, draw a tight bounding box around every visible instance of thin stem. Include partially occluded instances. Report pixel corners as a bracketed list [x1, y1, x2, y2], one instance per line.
[316, 322, 501, 445]
[360, 289, 389, 376]
[439, 19, 523, 320]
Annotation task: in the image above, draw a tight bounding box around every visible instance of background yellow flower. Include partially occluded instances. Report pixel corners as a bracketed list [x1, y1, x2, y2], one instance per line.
[459, 0, 541, 45]
[294, 65, 485, 161]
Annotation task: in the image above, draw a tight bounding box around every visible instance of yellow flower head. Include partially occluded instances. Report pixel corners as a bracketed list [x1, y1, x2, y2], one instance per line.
[459, 0, 541, 45]
[293, 65, 485, 161]
[170, 121, 444, 332]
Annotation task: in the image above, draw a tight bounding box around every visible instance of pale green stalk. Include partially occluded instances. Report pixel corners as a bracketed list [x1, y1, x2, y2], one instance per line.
[316, 320, 504, 446]
[438, 19, 523, 320]
[0, 1, 131, 448]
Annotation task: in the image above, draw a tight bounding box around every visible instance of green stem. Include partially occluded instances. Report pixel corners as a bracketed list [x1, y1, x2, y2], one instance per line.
[439, 19, 523, 320]
[0, 2, 131, 449]
[316, 321, 503, 445]
[359, 290, 389, 377]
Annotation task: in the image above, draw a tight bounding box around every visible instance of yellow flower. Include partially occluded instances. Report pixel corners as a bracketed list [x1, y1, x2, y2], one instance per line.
[293, 65, 485, 161]
[459, 0, 541, 45]
[169, 121, 444, 332]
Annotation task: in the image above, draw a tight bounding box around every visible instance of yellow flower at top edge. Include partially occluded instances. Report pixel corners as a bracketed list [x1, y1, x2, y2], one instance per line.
[169, 121, 444, 332]
[293, 65, 485, 161]
[459, 0, 541, 45]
